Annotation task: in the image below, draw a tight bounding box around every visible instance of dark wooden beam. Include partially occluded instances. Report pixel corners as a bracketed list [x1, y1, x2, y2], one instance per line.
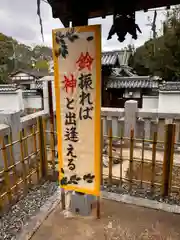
[71, 0, 88, 27]
[71, 13, 88, 27]
[48, 0, 180, 26]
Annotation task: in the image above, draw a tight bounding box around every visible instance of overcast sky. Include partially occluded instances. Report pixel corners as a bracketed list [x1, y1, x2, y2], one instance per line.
[0, 0, 166, 50]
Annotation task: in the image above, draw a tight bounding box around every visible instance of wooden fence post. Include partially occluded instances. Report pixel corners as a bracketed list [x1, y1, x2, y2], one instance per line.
[48, 81, 55, 155]
[162, 123, 176, 198]
[108, 127, 113, 185]
[96, 118, 103, 219]
[38, 116, 48, 179]
[129, 129, 134, 192]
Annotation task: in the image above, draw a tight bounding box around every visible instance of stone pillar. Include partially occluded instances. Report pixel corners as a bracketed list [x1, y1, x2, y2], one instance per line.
[42, 81, 49, 114]
[112, 117, 118, 137]
[144, 119, 151, 146]
[0, 110, 21, 166]
[124, 100, 138, 138]
[175, 121, 180, 144]
[17, 89, 24, 112]
[118, 117, 124, 136]
[102, 117, 106, 136]
[106, 116, 112, 135]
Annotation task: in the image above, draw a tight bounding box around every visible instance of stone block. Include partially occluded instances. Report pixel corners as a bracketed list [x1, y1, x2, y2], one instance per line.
[70, 192, 96, 216]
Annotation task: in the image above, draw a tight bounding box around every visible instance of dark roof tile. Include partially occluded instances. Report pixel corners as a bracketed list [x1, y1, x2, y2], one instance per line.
[102, 50, 131, 66]
[159, 82, 180, 91]
[0, 84, 19, 92]
[10, 69, 48, 78]
[107, 77, 159, 89]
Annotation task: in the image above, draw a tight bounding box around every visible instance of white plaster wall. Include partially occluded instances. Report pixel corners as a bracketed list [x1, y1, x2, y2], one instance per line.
[43, 81, 49, 113]
[0, 93, 21, 111]
[23, 95, 42, 109]
[142, 96, 159, 110]
[158, 91, 180, 112]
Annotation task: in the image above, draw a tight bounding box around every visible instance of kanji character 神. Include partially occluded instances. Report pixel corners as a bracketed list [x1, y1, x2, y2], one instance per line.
[64, 126, 79, 142]
[79, 106, 93, 120]
[66, 97, 74, 110]
[78, 73, 93, 91]
[76, 52, 94, 71]
[65, 112, 76, 125]
[79, 91, 93, 106]
[63, 74, 76, 93]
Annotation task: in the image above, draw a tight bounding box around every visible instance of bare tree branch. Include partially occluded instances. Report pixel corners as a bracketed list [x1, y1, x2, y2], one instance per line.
[37, 0, 44, 42]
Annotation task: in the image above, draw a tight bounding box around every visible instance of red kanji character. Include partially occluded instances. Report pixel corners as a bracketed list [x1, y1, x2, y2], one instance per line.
[63, 74, 77, 93]
[76, 52, 94, 71]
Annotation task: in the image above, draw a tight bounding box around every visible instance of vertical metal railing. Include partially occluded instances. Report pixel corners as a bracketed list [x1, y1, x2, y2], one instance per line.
[0, 114, 178, 212]
[108, 127, 113, 185]
[103, 122, 178, 200]
[0, 117, 52, 212]
[162, 124, 176, 197]
[151, 132, 157, 194]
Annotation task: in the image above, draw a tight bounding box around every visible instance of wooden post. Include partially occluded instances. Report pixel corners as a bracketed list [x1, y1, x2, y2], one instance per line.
[129, 129, 134, 192]
[151, 132, 157, 194]
[96, 119, 103, 219]
[48, 81, 54, 121]
[19, 131, 28, 192]
[61, 188, 66, 210]
[100, 119, 104, 186]
[118, 119, 123, 186]
[32, 125, 40, 182]
[162, 124, 176, 198]
[2, 138, 12, 203]
[48, 81, 55, 159]
[108, 127, 113, 185]
[38, 116, 47, 179]
[8, 133, 18, 195]
[140, 134, 145, 188]
[22, 129, 31, 185]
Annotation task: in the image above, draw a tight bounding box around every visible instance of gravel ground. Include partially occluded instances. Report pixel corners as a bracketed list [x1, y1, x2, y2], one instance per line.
[1, 178, 179, 239]
[102, 183, 180, 206]
[0, 181, 58, 240]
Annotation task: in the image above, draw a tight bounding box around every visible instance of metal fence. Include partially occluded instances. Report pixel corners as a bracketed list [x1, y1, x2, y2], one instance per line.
[0, 115, 179, 213]
[0, 116, 57, 213]
[102, 122, 180, 201]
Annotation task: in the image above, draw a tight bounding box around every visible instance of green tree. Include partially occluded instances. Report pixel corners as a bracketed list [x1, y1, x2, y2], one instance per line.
[0, 32, 52, 81]
[129, 6, 180, 81]
[35, 60, 49, 71]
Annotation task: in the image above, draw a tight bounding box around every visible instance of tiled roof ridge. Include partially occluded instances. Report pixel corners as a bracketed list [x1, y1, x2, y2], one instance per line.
[159, 81, 180, 91]
[102, 50, 131, 66]
[102, 49, 131, 54]
[9, 69, 48, 78]
[107, 77, 159, 89]
[0, 83, 18, 88]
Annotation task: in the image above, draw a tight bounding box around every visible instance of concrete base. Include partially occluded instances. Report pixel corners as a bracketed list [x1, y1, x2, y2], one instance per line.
[70, 192, 96, 216]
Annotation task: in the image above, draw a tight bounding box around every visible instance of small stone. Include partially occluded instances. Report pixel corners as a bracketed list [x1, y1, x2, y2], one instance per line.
[0, 181, 58, 240]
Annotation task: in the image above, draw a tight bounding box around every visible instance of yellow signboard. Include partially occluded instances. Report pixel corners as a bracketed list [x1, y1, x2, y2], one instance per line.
[52, 25, 101, 196]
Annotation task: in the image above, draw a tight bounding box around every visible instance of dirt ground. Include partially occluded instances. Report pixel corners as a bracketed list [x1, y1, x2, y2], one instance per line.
[31, 199, 180, 240]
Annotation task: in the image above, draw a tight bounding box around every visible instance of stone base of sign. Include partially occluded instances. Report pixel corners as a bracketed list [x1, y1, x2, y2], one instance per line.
[70, 192, 96, 216]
